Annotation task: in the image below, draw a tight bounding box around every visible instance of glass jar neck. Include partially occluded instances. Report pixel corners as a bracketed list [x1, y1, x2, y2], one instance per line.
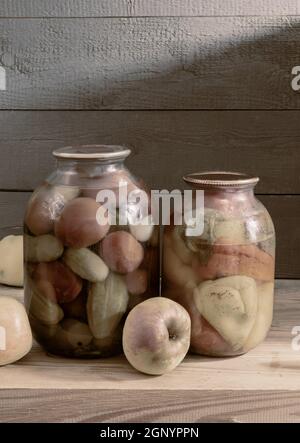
[200, 185, 257, 216]
[203, 185, 256, 197]
[46, 157, 129, 188]
[56, 157, 127, 176]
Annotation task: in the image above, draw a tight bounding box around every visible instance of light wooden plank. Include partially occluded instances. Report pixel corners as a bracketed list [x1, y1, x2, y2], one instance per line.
[0, 281, 299, 424]
[1, 389, 300, 423]
[0, 1, 297, 18]
[0, 17, 300, 109]
[0, 286, 23, 301]
[0, 110, 300, 194]
[0, 281, 299, 395]
[0, 192, 298, 278]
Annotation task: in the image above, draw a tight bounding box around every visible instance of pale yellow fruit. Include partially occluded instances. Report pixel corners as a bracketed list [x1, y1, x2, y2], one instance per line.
[185, 208, 222, 250]
[213, 218, 247, 244]
[63, 247, 109, 282]
[0, 235, 24, 287]
[163, 235, 197, 289]
[129, 215, 154, 243]
[193, 275, 258, 351]
[29, 285, 64, 326]
[0, 296, 32, 366]
[87, 273, 128, 339]
[25, 234, 64, 263]
[171, 228, 193, 265]
[243, 282, 274, 352]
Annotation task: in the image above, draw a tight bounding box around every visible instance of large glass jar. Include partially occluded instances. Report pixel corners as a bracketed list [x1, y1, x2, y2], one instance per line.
[163, 172, 275, 357]
[24, 145, 159, 358]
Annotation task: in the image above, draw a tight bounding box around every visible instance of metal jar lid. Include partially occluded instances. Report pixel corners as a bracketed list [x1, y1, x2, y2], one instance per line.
[53, 145, 131, 160]
[183, 171, 259, 188]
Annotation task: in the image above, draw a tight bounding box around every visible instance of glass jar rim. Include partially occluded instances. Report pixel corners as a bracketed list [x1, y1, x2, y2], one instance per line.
[183, 171, 259, 188]
[53, 145, 131, 160]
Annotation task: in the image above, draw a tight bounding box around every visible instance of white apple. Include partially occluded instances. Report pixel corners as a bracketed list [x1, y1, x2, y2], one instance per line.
[0, 235, 24, 287]
[123, 297, 191, 375]
[0, 296, 32, 366]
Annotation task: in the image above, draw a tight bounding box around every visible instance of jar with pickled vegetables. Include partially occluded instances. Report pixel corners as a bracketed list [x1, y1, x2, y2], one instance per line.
[24, 145, 159, 358]
[163, 172, 275, 357]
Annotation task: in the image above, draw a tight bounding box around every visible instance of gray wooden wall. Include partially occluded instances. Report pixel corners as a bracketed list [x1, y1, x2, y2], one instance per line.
[0, 1, 299, 278]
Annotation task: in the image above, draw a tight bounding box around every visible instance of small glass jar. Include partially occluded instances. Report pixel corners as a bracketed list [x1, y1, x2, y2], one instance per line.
[24, 145, 159, 358]
[163, 172, 275, 357]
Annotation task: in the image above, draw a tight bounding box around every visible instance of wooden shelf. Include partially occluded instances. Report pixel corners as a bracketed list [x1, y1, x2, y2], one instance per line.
[0, 280, 300, 423]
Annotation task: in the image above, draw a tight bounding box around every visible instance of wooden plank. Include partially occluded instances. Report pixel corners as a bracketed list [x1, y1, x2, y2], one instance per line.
[1, 389, 300, 423]
[0, 1, 297, 18]
[0, 281, 299, 395]
[0, 17, 300, 110]
[0, 286, 23, 301]
[0, 192, 30, 228]
[0, 110, 300, 194]
[260, 196, 300, 279]
[0, 191, 299, 277]
[0, 281, 300, 423]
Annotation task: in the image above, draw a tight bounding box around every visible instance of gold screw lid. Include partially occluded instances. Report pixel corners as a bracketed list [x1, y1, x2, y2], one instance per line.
[183, 171, 259, 188]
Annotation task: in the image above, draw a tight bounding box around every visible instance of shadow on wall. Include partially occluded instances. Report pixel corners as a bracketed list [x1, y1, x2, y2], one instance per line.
[0, 18, 300, 192]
